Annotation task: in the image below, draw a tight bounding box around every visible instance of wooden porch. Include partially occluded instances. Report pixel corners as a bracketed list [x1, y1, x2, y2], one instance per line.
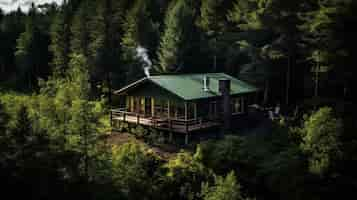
[110, 108, 221, 134]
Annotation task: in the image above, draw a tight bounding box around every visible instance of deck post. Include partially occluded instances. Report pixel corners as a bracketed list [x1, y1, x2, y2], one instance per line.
[169, 120, 173, 142]
[184, 102, 188, 120]
[151, 98, 155, 117]
[130, 96, 134, 112]
[123, 113, 126, 122]
[167, 100, 170, 119]
[185, 122, 188, 133]
[194, 103, 197, 119]
[185, 133, 189, 145]
[137, 114, 140, 124]
[141, 97, 145, 115]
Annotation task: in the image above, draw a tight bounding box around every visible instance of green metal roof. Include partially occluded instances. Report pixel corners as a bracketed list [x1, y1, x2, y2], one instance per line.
[115, 73, 259, 101]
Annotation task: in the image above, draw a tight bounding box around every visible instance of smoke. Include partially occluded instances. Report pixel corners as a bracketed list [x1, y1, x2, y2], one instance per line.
[136, 46, 152, 77]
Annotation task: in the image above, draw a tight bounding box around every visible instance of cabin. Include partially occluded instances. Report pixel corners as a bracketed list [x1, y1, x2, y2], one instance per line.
[111, 73, 259, 144]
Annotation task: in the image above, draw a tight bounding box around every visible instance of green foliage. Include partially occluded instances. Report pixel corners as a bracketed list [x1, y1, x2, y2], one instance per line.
[198, 0, 227, 34]
[49, 2, 72, 76]
[201, 171, 244, 200]
[162, 150, 211, 200]
[199, 136, 244, 173]
[157, 0, 195, 73]
[121, 0, 157, 53]
[111, 142, 162, 199]
[228, 0, 273, 31]
[131, 125, 149, 138]
[70, 0, 93, 60]
[1, 0, 357, 199]
[15, 4, 49, 89]
[0, 101, 9, 134]
[300, 107, 342, 175]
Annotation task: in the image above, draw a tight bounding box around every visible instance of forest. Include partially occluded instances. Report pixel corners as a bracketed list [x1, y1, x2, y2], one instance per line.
[0, 0, 357, 199]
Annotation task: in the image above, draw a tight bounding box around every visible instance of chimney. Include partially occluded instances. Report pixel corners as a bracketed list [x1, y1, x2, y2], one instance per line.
[219, 79, 231, 132]
[203, 75, 210, 91]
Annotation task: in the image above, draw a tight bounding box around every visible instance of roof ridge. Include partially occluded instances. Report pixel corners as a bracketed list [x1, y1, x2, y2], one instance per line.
[149, 72, 226, 78]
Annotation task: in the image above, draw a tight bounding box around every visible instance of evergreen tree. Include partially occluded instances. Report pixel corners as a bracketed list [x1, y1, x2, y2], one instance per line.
[201, 171, 244, 200]
[70, 0, 93, 62]
[298, 0, 350, 98]
[10, 105, 33, 163]
[69, 99, 99, 182]
[0, 7, 25, 81]
[300, 107, 342, 175]
[157, 0, 195, 73]
[121, 0, 158, 55]
[66, 54, 91, 99]
[228, 0, 301, 105]
[49, 0, 72, 77]
[197, 0, 232, 72]
[121, 0, 159, 82]
[111, 142, 161, 199]
[89, 0, 127, 99]
[198, 0, 232, 33]
[15, 3, 48, 90]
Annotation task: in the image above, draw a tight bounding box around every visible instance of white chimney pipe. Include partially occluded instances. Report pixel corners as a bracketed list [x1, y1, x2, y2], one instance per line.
[203, 76, 210, 91]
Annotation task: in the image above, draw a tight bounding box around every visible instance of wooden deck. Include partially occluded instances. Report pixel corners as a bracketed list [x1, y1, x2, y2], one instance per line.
[111, 109, 220, 134]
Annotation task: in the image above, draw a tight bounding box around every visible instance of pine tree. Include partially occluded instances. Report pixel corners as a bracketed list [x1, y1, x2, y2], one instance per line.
[121, 0, 157, 56]
[15, 3, 42, 89]
[89, 0, 127, 98]
[298, 0, 349, 98]
[69, 99, 99, 182]
[300, 107, 342, 175]
[198, 0, 233, 72]
[10, 105, 33, 163]
[70, 0, 93, 62]
[121, 0, 159, 82]
[198, 0, 227, 33]
[157, 0, 195, 73]
[66, 54, 91, 99]
[49, 0, 72, 77]
[228, 0, 301, 105]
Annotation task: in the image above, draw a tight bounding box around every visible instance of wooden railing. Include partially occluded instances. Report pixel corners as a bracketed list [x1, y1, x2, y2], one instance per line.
[111, 108, 215, 133]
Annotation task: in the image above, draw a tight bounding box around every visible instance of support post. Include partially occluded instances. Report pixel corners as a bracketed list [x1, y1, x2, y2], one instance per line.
[129, 96, 132, 112]
[167, 100, 170, 119]
[137, 114, 140, 124]
[141, 97, 145, 115]
[184, 102, 188, 120]
[194, 103, 197, 120]
[151, 98, 155, 117]
[123, 113, 126, 122]
[185, 122, 188, 133]
[185, 133, 189, 145]
[169, 120, 173, 142]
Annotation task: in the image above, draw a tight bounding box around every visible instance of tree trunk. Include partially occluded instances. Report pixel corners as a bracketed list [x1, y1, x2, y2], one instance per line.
[263, 80, 269, 106]
[286, 55, 291, 105]
[314, 51, 320, 98]
[314, 65, 319, 98]
[107, 72, 112, 107]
